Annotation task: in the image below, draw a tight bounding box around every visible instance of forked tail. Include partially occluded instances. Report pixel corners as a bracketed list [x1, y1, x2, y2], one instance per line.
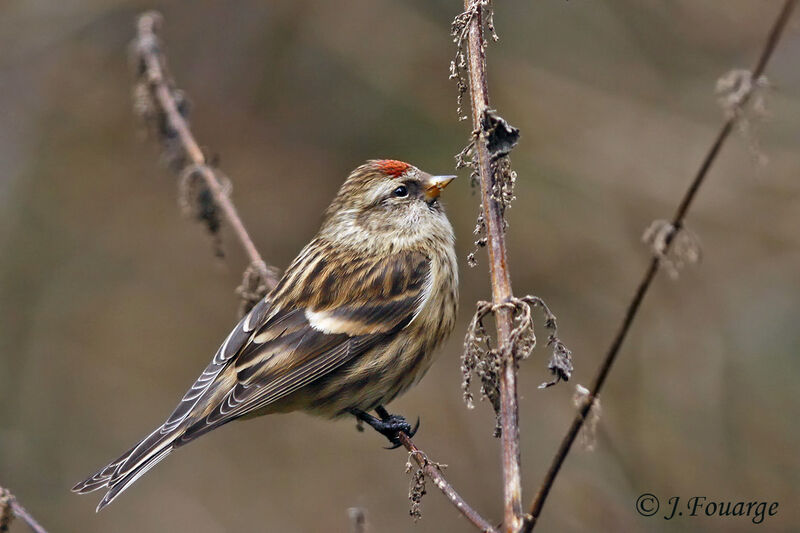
[71, 425, 181, 512]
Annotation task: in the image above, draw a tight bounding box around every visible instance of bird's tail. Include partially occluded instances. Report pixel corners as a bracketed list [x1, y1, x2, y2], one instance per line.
[71, 424, 182, 512]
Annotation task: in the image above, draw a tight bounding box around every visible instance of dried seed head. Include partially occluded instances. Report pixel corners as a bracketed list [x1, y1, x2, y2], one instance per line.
[408, 468, 426, 521]
[540, 340, 573, 389]
[483, 109, 520, 161]
[177, 165, 230, 258]
[716, 69, 771, 167]
[462, 296, 573, 435]
[573, 385, 601, 452]
[236, 261, 274, 317]
[642, 220, 702, 279]
[404, 451, 446, 522]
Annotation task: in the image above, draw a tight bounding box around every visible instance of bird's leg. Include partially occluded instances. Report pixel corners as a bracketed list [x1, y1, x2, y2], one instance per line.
[349, 406, 419, 449]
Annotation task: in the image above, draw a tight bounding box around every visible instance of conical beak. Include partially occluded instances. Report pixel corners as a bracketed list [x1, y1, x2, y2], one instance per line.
[424, 174, 457, 201]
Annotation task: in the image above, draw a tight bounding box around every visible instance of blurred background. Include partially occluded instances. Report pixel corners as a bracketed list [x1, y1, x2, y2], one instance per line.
[1, 1, 799, 531]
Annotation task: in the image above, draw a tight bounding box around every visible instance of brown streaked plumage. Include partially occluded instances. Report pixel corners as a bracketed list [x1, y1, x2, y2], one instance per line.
[73, 160, 459, 511]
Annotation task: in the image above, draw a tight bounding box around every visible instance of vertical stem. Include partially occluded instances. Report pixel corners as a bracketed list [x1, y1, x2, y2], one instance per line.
[522, 0, 798, 530]
[462, 1, 522, 530]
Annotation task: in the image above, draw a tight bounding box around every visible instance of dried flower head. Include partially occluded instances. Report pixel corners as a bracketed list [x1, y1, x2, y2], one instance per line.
[716, 69, 771, 167]
[177, 164, 233, 258]
[404, 451, 447, 522]
[450, 1, 498, 121]
[573, 385, 601, 452]
[642, 220, 702, 279]
[235, 261, 275, 317]
[462, 296, 573, 435]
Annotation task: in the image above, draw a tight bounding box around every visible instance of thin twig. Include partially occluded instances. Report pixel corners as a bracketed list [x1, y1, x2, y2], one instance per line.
[522, 1, 798, 530]
[0, 486, 49, 533]
[460, 1, 523, 530]
[133, 11, 279, 295]
[397, 434, 498, 533]
[131, 10, 493, 531]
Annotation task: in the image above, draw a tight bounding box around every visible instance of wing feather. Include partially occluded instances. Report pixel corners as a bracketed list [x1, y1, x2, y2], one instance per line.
[175, 249, 432, 442]
[159, 297, 272, 432]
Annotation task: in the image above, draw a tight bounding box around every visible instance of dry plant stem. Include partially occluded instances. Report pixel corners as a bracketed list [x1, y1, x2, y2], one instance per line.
[10, 502, 48, 533]
[397, 434, 498, 533]
[0, 487, 49, 533]
[135, 12, 278, 290]
[133, 11, 492, 530]
[461, 1, 522, 531]
[522, 1, 798, 530]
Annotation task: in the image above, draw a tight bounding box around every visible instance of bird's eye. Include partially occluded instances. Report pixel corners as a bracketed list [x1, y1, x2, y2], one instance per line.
[393, 185, 408, 198]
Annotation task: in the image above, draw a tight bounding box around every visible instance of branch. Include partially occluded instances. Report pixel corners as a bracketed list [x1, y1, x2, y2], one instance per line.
[522, 1, 798, 530]
[397, 434, 498, 533]
[0, 486, 49, 533]
[130, 11, 494, 531]
[132, 11, 279, 308]
[459, 1, 522, 530]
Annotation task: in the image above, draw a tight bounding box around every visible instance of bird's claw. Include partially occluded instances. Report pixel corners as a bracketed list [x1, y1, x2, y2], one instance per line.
[382, 416, 420, 449]
[350, 407, 420, 449]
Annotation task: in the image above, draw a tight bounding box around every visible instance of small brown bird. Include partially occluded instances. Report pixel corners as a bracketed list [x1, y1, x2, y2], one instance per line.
[73, 160, 459, 511]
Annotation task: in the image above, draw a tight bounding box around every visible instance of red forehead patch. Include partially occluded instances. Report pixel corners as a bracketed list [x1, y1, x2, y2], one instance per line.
[375, 159, 411, 177]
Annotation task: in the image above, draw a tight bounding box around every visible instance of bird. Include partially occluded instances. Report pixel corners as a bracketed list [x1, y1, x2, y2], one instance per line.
[72, 159, 459, 511]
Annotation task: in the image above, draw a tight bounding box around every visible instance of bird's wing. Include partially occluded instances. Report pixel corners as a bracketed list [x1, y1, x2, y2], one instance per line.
[175, 247, 432, 442]
[73, 247, 432, 507]
[160, 296, 274, 432]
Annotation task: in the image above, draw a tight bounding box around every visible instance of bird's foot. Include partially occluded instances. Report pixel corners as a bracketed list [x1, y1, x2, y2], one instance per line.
[350, 406, 419, 449]
[376, 414, 420, 449]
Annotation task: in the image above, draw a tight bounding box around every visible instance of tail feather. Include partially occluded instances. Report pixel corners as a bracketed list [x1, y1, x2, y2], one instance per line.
[108, 426, 177, 485]
[96, 447, 173, 512]
[71, 444, 136, 494]
[72, 426, 181, 511]
[72, 297, 268, 509]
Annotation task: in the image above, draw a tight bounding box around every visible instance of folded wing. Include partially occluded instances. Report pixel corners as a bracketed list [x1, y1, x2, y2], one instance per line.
[74, 247, 431, 510]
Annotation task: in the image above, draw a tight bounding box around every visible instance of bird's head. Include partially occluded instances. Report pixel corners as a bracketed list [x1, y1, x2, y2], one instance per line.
[321, 160, 457, 252]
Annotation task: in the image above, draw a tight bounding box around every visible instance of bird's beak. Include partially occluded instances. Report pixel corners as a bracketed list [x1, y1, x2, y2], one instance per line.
[424, 174, 457, 201]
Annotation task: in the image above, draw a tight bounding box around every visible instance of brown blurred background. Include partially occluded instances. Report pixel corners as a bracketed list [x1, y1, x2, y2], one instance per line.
[1, 1, 799, 532]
